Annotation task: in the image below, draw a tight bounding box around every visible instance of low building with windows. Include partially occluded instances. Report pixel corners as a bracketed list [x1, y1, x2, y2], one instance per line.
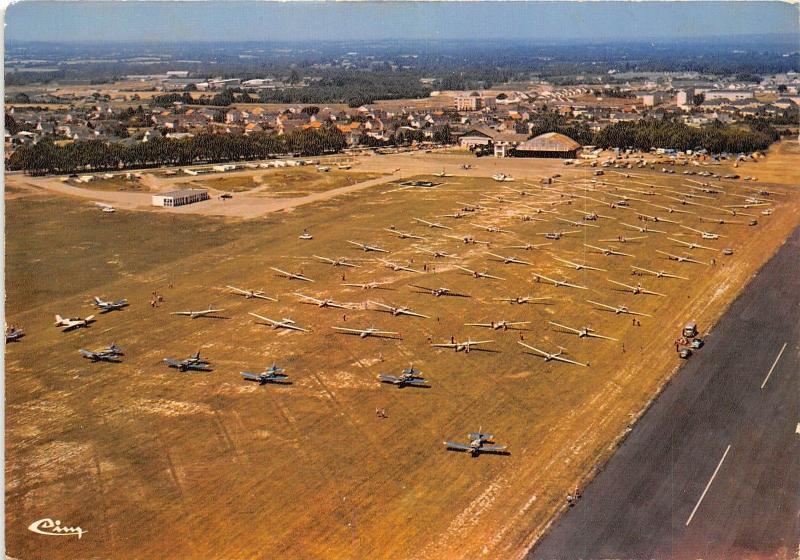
[152, 188, 210, 207]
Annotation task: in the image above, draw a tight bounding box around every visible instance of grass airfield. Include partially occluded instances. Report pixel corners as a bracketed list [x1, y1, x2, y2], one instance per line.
[5, 145, 800, 559]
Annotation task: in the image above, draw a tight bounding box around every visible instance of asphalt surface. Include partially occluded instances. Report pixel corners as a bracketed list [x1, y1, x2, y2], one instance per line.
[530, 227, 800, 560]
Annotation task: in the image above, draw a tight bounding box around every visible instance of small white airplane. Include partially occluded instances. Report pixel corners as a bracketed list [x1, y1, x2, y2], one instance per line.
[504, 242, 552, 251]
[92, 296, 129, 312]
[455, 265, 505, 280]
[226, 286, 277, 301]
[347, 240, 389, 253]
[533, 273, 587, 290]
[316, 165, 331, 172]
[538, 230, 580, 240]
[170, 306, 224, 319]
[456, 201, 485, 212]
[493, 295, 552, 305]
[313, 255, 361, 268]
[631, 265, 688, 280]
[699, 217, 744, 225]
[548, 321, 617, 341]
[270, 267, 314, 282]
[433, 169, 452, 178]
[249, 313, 310, 332]
[94, 201, 116, 213]
[472, 223, 511, 234]
[432, 339, 494, 353]
[668, 238, 717, 251]
[517, 342, 587, 367]
[294, 293, 349, 309]
[492, 173, 514, 182]
[679, 225, 725, 239]
[342, 281, 394, 290]
[413, 218, 452, 230]
[466, 320, 530, 331]
[420, 248, 460, 259]
[298, 230, 313, 240]
[620, 222, 667, 234]
[598, 235, 647, 244]
[574, 209, 612, 220]
[54, 314, 96, 332]
[332, 326, 400, 339]
[520, 204, 559, 215]
[487, 252, 531, 265]
[553, 256, 606, 272]
[555, 217, 599, 229]
[440, 211, 471, 219]
[586, 299, 652, 317]
[655, 250, 708, 265]
[378, 259, 423, 274]
[384, 228, 426, 240]
[444, 234, 490, 245]
[411, 285, 470, 298]
[634, 213, 680, 224]
[369, 301, 429, 318]
[607, 278, 665, 296]
[648, 203, 694, 215]
[584, 244, 634, 257]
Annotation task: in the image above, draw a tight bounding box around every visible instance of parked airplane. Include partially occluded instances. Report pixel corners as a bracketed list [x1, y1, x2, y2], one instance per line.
[164, 354, 213, 372]
[313, 255, 361, 268]
[553, 256, 606, 272]
[347, 240, 389, 253]
[607, 278, 665, 296]
[249, 313, 310, 332]
[679, 225, 725, 239]
[54, 314, 96, 331]
[492, 173, 514, 182]
[444, 234, 490, 245]
[5, 327, 24, 342]
[342, 281, 394, 290]
[93, 296, 129, 313]
[539, 230, 580, 240]
[440, 211, 471, 219]
[648, 203, 694, 215]
[420, 248, 460, 259]
[94, 201, 116, 213]
[621, 222, 667, 234]
[472, 223, 511, 234]
[433, 170, 452, 178]
[634, 213, 680, 224]
[630, 265, 688, 280]
[548, 321, 617, 341]
[241, 363, 290, 385]
[270, 267, 315, 282]
[556, 217, 599, 229]
[465, 320, 530, 331]
[413, 217, 452, 230]
[518, 342, 588, 366]
[487, 252, 531, 265]
[586, 299, 652, 317]
[533, 273, 587, 290]
[378, 365, 429, 387]
[294, 293, 349, 309]
[170, 306, 224, 319]
[226, 286, 277, 301]
[454, 265, 505, 280]
[599, 235, 647, 244]
[444, 431, 507, 457]
[493, 295, 551, 305]
[584, 243, 634, 257]
[655, 250, 707, 265]
[332, 326, 400, 339]
[384, 227, 426, 240]
[378, 259, 423, 273]
[505, 242, 552, 251]
[369, 301, 430, 318]
[432, 339, 493, 353]
[411, 285, 470, 298]
[574, 209, 612, 220]
[668, 238, 717, 251]
[80, 343, 124, 362]
[699, 217, 744, 225]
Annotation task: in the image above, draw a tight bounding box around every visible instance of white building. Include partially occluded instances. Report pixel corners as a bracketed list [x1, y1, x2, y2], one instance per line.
[703, 89, 755, 101]
[152, 188, 210, 207]
[676, 88, 695, 107]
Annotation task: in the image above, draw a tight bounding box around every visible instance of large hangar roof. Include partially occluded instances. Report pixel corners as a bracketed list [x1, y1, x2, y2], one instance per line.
[517, 132, 581, 152]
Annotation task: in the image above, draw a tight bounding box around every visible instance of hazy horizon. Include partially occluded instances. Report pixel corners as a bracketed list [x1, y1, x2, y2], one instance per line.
[5, 1, 799, 44]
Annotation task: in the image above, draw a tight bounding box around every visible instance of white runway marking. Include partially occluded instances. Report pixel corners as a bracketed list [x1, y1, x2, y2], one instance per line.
[760, 342, 787, 389]
[686, 444, 731, 526]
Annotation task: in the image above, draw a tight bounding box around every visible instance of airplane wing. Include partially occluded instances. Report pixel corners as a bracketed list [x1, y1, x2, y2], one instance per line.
[444, 442, 473, 452]
[170, 311, 193, 316]
[378, 375, 400, 384]
[241, 372, 263, 382]
[553, 355, 588, 367]
[332, 327, 364, 334]
[403, 310, 430, 318]
[431, 343, 457, 348]
[465, 323, 492, 328]
[163, 358, 182, 368]
[469, 340, 494, 346]
[479, 445, 508, 454]
[404, 378, 428, 386]
[468, 432, 494, 441]
[79, 349, 96, 358]
[517, 341, 547, 355]
[248, 312, 276, 325]
[548, 321, 580, 334]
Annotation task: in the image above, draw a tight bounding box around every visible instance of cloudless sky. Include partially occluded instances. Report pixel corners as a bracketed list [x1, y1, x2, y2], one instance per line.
[5, 1, 799, 44]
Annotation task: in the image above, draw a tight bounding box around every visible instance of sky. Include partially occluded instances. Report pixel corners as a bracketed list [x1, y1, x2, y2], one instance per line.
[4, 1, 799, 44]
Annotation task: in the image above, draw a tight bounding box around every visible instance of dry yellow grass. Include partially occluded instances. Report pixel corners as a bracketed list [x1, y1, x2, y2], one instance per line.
[5, 142, 799, 559]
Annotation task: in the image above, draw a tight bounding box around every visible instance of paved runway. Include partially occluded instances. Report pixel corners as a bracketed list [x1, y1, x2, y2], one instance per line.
[530, 227, 800, 560]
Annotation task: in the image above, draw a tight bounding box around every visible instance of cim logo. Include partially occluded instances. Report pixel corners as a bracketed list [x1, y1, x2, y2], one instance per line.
[28, 518, 87, 539]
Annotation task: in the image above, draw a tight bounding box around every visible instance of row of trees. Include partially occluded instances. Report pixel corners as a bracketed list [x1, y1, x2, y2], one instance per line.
[7, 128, 346, 175]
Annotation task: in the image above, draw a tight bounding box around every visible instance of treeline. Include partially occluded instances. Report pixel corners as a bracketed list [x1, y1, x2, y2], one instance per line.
[7, 128, 346, 175]
[593, 119, 779, 153]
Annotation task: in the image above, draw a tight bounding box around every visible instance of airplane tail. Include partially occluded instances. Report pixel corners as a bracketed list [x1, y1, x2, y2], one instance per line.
[94, 296, 102, 304]
[54, 314, 63, 324]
